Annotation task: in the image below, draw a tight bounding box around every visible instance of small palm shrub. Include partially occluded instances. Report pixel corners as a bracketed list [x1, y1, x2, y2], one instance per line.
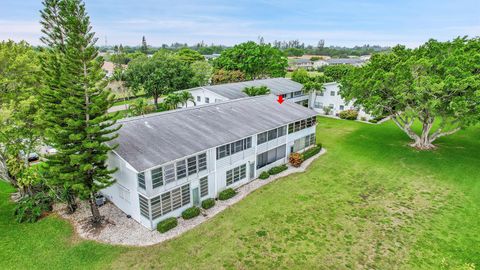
[268, 164, 288, 175]
[259, 171, 270, 179]
[219, 188, 236, 200]
[201, 198, 215, 209]
[14, 192, 53, 223]
[289, 153, 304, 167]
[339, 110, 358, 120]
[157, 217, 178, 233]
[303, 144, 322, 160]
[182, 206, 200, 219]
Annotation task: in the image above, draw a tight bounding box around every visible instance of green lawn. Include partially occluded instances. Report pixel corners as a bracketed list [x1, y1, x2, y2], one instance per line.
[1, 118, 479, 269]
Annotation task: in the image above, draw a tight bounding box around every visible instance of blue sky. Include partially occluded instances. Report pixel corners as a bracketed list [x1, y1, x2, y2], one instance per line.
[1, 0, 479, 47]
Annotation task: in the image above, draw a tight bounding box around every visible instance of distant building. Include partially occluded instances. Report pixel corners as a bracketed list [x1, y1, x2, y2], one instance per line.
[183, 78, 310, 108]
[313, 82, 371, 120]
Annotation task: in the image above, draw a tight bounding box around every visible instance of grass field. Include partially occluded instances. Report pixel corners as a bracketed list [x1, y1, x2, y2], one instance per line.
[1, 118, 479, 269]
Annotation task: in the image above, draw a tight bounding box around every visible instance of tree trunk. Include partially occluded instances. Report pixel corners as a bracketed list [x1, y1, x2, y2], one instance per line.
[410, 116, 436, 150]
[65, 189, 77, 214]
[153, 94, 159, 110]
[89, 194, 102, 225]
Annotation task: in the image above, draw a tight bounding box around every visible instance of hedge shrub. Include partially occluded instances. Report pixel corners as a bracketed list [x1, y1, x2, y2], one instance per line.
[302, 144, 322, 160]
[219, 188, 236, 200]
[201, 198, 215, 209]
[157, 217, 178, 233]
[259, 171, 270, 179]
[289, 153, 304, 167]
[181, 206, 200, 219]
[339, 109, 358, 120]
[268, 164, 288, 175]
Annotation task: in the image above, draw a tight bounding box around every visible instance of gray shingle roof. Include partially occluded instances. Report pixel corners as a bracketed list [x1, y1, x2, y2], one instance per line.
[190, 78, 303, 100]
[110, 95, 317, 172]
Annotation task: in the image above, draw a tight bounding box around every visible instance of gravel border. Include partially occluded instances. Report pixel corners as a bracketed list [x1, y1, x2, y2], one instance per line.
[55, 148, 327, 246]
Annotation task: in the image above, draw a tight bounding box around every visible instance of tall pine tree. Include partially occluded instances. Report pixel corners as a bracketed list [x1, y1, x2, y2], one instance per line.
[40, 0, 120, 223]
[141, 36, 148, 54]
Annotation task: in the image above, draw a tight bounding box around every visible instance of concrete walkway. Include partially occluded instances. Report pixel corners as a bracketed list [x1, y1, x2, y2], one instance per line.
[55, 148, 327, 246]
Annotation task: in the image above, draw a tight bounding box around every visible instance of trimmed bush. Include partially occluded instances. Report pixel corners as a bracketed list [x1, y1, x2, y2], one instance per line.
[259, 171, 270, 179]
[339, 109, 358, 120]
[268, 164, 288, 175]
[302, 144, 322, 160]
[360, 116, 367, 121]
[181, 206, 200, 219]
[289, 153, 304, 167]
[369, 119, 378, 123]
[157, 217, 178, 233]
[201, 198, 215, 209]
[218, 188, 236, 200]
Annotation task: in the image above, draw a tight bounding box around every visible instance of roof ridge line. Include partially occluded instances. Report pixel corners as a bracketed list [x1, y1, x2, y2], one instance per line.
[116, 95, 266, 124]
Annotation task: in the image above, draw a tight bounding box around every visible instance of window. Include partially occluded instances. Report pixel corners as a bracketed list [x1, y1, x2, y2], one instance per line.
[205, 97, 210, 103]
[268, 129, 277, 141]
[216, 137, 252, 159]
[330, 91, 335, 96]
[256, 144, 286, 169]
[164, 164, 175, 184]
[288, 117, 316, 134]
[200, 176, 208, 197]
[187, 156, 197, 175]
[176, 160, 187, 180]
[140, 183, 189, 220]
[226, 164, 247, 186]
[314, 102, 323, 108]
[198, 153, 207, 171]
[317, 91, 324, 96]
[197, 96, 201, 102]
[139, 195, 149, 218]
[339, 105, 344, 110]
[138, 172, 145, 189]
[329, 104, 334, 109]
[151, 168, 163, 189]
[293, 133, 316, 152]
[151, 196, 161, 219]
[278, 126, 286, 137]
[257, 132, 267, 144]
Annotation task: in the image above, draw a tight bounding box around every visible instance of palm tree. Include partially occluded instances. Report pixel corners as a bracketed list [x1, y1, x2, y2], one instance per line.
[129, 98, 154, 116]
[163, 93, 182, 110]
[302, 81, 324, 109]
[110, 66, 130, 110]
[242, 86, 270, 96]
[178, 91, 196, 107]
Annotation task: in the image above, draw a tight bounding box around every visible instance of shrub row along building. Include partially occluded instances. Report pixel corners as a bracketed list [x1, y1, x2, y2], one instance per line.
[103, 95, 317, 229]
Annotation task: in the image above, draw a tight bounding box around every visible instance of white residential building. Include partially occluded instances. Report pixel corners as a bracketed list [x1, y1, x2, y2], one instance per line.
[102, 96, 318, 229]
[184, 78, 310, 108]
[312, 82, 372, 120]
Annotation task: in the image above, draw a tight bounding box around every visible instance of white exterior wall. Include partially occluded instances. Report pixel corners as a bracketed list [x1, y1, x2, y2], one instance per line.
[313, 82, 372, 120]
[104, 120, 318, 230]
[184, 88, 228, 107]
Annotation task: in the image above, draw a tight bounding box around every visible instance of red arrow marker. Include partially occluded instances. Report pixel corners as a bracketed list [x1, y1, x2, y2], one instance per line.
[277, 95, 284, 104]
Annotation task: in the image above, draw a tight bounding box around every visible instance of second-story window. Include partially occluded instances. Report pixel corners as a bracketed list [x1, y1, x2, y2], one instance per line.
[151, 168, 163, 189]
[138, 172, 146, 189]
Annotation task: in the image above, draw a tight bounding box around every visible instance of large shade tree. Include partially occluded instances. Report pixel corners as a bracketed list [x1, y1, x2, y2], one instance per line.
[213, 41, 288, 79]
[341, 37, 480, 149]
[0, 41, 43, 188]
[125, 52, 195, 109]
